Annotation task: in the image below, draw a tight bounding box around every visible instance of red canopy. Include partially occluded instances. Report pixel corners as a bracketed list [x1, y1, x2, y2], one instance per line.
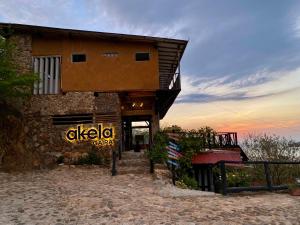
[192, 150, 242, 165]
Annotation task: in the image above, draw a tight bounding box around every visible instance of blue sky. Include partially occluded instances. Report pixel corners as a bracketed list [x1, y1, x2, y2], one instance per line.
[1, 0, 300, 139]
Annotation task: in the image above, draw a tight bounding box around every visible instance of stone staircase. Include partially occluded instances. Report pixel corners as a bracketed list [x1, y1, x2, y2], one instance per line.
[117, 150, 150, 175]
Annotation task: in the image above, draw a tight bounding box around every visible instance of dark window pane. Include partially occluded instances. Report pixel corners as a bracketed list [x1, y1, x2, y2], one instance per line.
[72, 54, 86, 62]
[135, 52, 150, 61]
[52, 113, 93, 125]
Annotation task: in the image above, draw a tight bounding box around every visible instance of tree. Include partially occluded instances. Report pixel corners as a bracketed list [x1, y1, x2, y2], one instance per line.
[162, 125, 183, 133]
[242, 134, 300, 185]
[0, 34, 37, 165]
[0, 35, 37, 105]
[242, 134, 299, 161]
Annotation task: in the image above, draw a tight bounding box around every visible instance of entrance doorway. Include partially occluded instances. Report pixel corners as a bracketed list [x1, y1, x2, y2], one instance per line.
[122, 116, 152, 152]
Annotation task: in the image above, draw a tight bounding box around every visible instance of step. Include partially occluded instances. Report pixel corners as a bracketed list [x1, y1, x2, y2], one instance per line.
[121, 151, 147, 160]
[118, 159, 149, 167]
[117, 166, 150, 175]
[154, 163, 167, 170]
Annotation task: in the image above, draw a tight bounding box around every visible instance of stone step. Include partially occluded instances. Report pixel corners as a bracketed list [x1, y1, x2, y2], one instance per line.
[155, 163, 167, 170]
[117, 166, 150, 175]
[121, 151, 147, 160]
[118, 159, 149, 167]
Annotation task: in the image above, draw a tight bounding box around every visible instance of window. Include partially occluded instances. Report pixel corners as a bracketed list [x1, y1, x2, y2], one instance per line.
[52, 113, 93, 125]
[135, 52, 150, 61]
[33, 56, 61, 95]
[72, 54, 86, 62]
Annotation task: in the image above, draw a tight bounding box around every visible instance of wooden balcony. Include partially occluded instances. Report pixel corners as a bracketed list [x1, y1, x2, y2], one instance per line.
[155, 39, 187, 117]
[157, 41, 186, 90]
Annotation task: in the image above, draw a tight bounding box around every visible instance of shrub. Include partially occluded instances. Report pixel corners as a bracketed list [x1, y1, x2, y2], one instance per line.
[175, 180, 188, 189]
[148, 131, 168, 163]
[178, 127, 215, 171]
[179, 174, 198, 189]
[75, 151, 103, 165]
[226, 170, 251, 187]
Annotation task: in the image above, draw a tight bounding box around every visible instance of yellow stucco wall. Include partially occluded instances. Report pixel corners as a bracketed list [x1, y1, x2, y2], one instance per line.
[32, 36, 159, 92]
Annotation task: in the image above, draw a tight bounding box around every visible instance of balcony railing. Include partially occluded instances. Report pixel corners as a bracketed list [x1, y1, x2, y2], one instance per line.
[159, 71, 181, 90]
[214, 132, 238, 148]
[166, 131, 239, 149]
[168, 72, 181, 90]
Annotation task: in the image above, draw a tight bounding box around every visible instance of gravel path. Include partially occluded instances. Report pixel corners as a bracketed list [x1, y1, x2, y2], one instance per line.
[0, 166, 299, 225]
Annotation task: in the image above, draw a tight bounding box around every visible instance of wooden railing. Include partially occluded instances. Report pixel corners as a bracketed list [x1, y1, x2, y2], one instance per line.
[214, 132, 238, 148]
[166, 131, 239, 149]
[214, 160, 300, 195]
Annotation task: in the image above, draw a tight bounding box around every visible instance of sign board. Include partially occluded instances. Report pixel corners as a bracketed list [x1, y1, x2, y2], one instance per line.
[64, 124, 115, 147]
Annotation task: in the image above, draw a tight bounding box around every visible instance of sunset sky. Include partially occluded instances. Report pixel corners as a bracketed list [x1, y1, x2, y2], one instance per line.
[1, 0, 300, 140]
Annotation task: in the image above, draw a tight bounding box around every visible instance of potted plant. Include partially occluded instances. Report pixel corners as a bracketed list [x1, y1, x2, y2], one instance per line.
[288, 178, 300, 196]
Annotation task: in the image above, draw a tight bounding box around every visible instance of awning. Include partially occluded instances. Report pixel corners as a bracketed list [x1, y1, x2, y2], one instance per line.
[192, 150, 243, 165]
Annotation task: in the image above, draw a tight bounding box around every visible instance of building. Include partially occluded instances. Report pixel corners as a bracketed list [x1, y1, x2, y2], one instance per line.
[0, 23, 187, 169]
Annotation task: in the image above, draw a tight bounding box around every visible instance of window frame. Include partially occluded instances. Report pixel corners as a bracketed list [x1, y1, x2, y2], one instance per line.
[135, 52, 150, 62]
[71, 53, 87, 63]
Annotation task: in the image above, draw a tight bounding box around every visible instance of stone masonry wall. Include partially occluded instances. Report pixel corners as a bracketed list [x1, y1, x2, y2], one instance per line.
[22, 92, 122, 167]
[9, 34, 32, 74]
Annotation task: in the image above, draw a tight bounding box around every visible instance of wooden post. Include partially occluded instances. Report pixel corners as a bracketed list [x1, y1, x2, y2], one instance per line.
[118, 141, 122, 160]
[207, 167, 212, 191]
[194, 166, 200, 188]
[234, 133, 238, 146]
[220, 161, 227, 195]
[200, 167, 205, 191]
[149, 118, 154, 173]
[171, 164, 176, 185]
[111, 151, 117, 176]
[264, 162, 273, 191]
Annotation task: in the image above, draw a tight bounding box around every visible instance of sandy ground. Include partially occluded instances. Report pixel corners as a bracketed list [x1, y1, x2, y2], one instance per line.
[0, 166, 299, 225]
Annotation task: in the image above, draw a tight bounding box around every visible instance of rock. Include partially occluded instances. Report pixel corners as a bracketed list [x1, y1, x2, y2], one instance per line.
[17, 208, 24, 213]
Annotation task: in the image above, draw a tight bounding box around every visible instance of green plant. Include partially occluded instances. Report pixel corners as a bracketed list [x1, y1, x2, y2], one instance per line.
[288, 178, 300, 190]
[179, 174, 198, 189]
[226, 169, 251, 187]
[75, 151, 103, 165]
[178, 127, 215, 170]
[0, 34, 38, 165]
[0, 35, 37, 103]
[288, 183, 299, 191]
[148, 131, 168, 163]
[175, 180, 188, 189]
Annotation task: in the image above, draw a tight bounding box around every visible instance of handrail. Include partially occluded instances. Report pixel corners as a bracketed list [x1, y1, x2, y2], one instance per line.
[165, 131, 239, 149]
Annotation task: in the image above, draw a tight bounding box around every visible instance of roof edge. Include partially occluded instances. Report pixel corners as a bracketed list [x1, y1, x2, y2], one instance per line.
[0, 22, 188, 44]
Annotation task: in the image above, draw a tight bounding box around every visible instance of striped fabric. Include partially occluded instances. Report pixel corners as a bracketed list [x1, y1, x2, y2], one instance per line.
[167, 140, 181, 167]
